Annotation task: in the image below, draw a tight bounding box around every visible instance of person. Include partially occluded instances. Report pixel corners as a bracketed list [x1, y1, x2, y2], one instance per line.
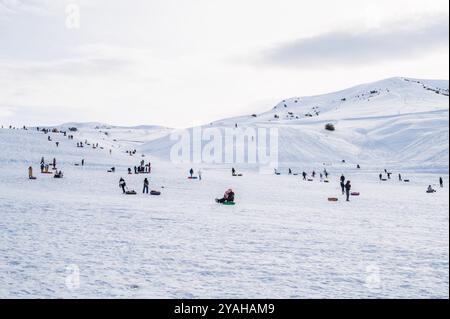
[399, 174, 402, 181]
[41, 157, 45, 165]
[217, 189, 235, 203]
[198, 170, 202, 181]
[134, 166, 138, 174]
[345, 181, 352, 201]
[232, 167, 236, 176]
[340, 174, 346, 183]
[288, 168, 292, 175]
[427, 185, 436, 193]
[81, 159, 84, 166]
[53, 158, 56, 170]
[128, 168, 132, 175]
[56, 142, 59, 147]
[28, 166, 33, 179]
[320, 173, 323, 181]
[190, 168, 194, 178]
[40, 162, 45, 173]
[324, 170, 329, 179]
[379, 173, 383, 181]
[312, 171, 316, 178]
[387, 172, 392, 179]
[302, 172, 307, 180]
[340, 180, 345, 195]
[119, 178, 126, 194]
[439, 177, 444, 188]
[54, 170, 63, 178]
[143, 178, 149, 194]
[357, 164, 361, 169]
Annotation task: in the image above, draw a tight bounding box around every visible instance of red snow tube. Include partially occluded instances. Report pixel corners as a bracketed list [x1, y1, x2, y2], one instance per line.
[351, 192, 360, 196]
[328, 197, 339, 202]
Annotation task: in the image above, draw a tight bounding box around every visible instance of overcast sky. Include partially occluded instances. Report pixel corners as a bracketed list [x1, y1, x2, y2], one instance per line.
[0, 0, 448, 128]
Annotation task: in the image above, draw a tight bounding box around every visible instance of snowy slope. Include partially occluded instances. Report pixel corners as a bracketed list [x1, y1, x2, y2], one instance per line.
[0, 125, 448, 299]
[140, 77, 449, 172]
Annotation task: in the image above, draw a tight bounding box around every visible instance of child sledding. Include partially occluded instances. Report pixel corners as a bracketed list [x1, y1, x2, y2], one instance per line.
[216, 189, 235, 205]
[426, 185, 437, 194]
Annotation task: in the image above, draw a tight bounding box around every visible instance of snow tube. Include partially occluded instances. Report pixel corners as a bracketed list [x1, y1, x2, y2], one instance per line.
[126, 191, 137, 195]
[150, 191, 161, 196]
[308, 179, 314, 182]
[328, 198, 339, 202]
[324, 180, 330, 183]
[404, 180, 410, 183]
[351, 192, 360, 196]
[188, 177, 198, 180]
[29, 177, 37, 180]
[381, 179, 388, 181]
[426, 190, 436, 194]
[221, 202, 236, 206]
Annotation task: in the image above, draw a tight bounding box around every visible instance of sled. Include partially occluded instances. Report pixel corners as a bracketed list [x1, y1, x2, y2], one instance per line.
[351, 192, 360, 196]
[150, 191, 161, 196]
[426, 190, 436, 194]
[188, 177, 198, 180]
[126, 191, 137, 195]
[308, 179, 314, 182]
[215, 199, 236, 205]
[328, 198, 339, 202]
[404, 180, 410, 183]
[381, 179, 388, 181]
[29, 177, 37, 180]
[293, 174, 299, 176]
[324, 180, 330, 183]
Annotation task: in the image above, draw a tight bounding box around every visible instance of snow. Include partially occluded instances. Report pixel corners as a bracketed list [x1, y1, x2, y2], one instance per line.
[0, 77, 449, 299]
[142, 77, 449, 171]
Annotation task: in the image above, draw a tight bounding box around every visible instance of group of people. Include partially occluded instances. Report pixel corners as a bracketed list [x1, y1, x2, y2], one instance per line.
[134, 160, 152, 174]
[189, 168, 202, 180]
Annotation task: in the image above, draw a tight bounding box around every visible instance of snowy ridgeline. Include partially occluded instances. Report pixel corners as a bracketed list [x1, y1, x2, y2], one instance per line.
[0, 76, 449, 298]
[138, 77, 449, 172]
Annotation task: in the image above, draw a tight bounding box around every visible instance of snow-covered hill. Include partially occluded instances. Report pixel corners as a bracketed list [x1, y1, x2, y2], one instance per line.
[140, 77, 449, 172]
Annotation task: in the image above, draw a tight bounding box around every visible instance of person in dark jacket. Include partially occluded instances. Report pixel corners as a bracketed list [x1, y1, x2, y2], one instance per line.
[190, 168, 194, 178]
[232, 167, 236, 176]
[119, 178, 126, 194]
[217, 189, 235, 203]
[440, 177, 444, 188]
[345, 181, 352, 201]
[302, 172, 307, 180]
[143, 178, 149, 194]
[379, 173, 383, 181]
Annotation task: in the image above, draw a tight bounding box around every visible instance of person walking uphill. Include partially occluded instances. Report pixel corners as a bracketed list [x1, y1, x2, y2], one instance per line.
[189, 168, 194, 178]
[143, 178, 149, 194]
[345, 181, 352, 202]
